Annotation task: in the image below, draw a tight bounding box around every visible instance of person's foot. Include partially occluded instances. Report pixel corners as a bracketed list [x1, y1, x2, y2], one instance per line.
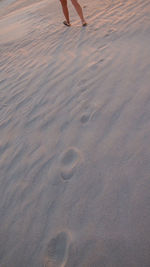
[82, 22, 87, 27]
[63, 21, 71, 27]
[82, 21, 87, 27]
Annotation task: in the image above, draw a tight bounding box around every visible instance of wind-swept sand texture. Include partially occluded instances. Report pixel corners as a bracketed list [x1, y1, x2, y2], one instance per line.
[0, 0, 150, 266]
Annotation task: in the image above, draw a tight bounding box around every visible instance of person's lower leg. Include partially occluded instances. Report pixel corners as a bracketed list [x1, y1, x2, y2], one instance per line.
[71, 0, 86, 23]
[60, 0, 70, 24]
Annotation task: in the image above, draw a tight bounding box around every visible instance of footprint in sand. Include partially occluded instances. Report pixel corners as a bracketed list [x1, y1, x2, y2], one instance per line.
[60, 147, 81, 181]
[104, 33, 110, 37]
[44, 232, 70, 267]
[77, 79, 88, 87]
[80, 113, 91, 124]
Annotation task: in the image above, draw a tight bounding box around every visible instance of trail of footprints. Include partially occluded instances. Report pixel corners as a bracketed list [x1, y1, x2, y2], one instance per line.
[44, 107, 95, 265]
[59, 105, 97, 180]
[44, 149, 79, 266]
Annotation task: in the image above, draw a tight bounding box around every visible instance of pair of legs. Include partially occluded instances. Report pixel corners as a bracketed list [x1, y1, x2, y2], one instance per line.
[60, 0, 87, 26]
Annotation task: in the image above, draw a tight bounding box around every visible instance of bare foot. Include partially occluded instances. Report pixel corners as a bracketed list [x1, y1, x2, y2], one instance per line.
[63, 21, 71, 27]
[82, 22, 87, 27]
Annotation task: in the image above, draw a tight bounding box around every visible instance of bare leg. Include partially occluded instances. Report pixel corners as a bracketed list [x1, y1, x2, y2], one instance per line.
[60, 0, 70, 24]
[71, 0, 87, 25]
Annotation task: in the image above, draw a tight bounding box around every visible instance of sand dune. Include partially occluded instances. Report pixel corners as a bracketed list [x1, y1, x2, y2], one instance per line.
[0, 0, 150, 266]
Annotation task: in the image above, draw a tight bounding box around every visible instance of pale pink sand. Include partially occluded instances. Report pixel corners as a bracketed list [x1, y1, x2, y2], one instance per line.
[0, 0, 150, 266]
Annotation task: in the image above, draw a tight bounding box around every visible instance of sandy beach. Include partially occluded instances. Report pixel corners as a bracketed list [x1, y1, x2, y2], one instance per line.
[0, 0, 150, 266]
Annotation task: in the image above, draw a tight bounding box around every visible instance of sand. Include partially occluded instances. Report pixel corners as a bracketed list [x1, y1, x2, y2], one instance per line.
[0, 0, 150, 266]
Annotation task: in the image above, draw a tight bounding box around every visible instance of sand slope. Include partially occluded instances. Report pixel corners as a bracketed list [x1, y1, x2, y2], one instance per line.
[0, 0, 150, 266]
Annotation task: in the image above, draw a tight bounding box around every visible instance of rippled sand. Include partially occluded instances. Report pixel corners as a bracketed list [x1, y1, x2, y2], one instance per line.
[0, 0, 150, 266]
